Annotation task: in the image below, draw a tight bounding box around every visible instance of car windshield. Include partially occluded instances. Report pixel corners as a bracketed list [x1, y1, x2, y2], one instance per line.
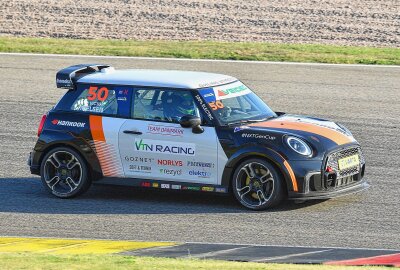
[198, 81, 276, 125]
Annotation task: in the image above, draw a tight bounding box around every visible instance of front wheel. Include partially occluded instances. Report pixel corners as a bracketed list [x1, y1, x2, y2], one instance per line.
[40, 147, 91, 198]
[232, 159, 285, 210]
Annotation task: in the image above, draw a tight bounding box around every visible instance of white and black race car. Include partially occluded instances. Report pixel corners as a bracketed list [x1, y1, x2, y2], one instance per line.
[28, 64, 368, 210]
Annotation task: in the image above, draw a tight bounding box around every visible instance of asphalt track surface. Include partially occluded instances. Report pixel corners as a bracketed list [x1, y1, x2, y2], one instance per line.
[0, 54, 399, 251]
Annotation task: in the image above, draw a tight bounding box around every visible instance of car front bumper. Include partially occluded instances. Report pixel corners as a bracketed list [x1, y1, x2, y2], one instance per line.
[288, 180, 370, 200]
[286, 144, 368, 200]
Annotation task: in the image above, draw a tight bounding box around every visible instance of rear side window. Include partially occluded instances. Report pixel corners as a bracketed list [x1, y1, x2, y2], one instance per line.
[69, 85, 132, 117]
[71, 85, 117, 115]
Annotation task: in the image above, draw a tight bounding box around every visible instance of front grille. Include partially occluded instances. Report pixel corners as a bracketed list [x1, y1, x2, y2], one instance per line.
[325, 146, 365, 188]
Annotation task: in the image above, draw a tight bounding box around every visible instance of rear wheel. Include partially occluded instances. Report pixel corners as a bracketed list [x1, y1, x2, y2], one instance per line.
[40, 147, 91, 198]
[232, 158, 285, 210]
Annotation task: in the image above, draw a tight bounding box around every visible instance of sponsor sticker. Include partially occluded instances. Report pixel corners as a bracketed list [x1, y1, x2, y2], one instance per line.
[199, 88, 216, 103]
[135, 139, 195, 156]
[187, 161, 214, 168]
[152, 182, 159, 188]
[213, 81, 252, 100]
[161, 183, 170, 189]
[171, 184, 181, 190]
[195, 94, 214, 121]
[147, 124, 184, 137]
[115, 86, 132, 116]
[124, 156, 154, 163]
[201, 186, 214, 192]
[56, 78, 72, 85]
[140, 182, 151, 188]
[215, 187, 227, 193]
[129, 165, 151, 173]
[159, 168, 182, 176]
[197, 77, 236, 88]
[56, 78, 72, 88]
[234, 126, 250, 133]
[182, 186, 201, 191]
[51, 119, 86, 128]
[158, 159, 183, 167]
[242, 133, 276, 140]
[189, 170, 211, 178]
[118, 89, 129, 96]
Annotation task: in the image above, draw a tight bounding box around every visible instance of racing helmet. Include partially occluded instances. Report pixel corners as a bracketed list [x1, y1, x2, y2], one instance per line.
[172, 92, 195, 115]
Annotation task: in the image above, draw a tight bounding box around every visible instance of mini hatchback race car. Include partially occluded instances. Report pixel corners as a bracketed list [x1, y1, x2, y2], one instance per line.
[28, 64, 368, 210]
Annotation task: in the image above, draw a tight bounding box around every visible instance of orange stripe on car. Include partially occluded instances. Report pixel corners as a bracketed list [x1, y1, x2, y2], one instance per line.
[250, 121, 352, 145]
[283, 160, 298, 192]
[265, 147, 298, 192]
[89, 115, 105, 142]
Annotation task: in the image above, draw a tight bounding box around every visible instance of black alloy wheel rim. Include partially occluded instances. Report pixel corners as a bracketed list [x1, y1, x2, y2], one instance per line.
[236, 162, 274, 208]
[43, 151, 82, 195]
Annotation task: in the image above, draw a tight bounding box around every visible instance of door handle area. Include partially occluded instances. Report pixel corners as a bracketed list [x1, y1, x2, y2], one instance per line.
[123, 130, 142, 135]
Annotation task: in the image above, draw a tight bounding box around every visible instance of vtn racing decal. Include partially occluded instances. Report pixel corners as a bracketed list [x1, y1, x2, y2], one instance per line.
[134, 139, 195, 156]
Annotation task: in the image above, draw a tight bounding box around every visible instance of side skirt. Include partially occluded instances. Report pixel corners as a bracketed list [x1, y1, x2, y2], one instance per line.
[95, 177, 230, 194]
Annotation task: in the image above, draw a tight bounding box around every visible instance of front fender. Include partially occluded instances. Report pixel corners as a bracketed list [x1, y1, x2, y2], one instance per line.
[221, 145, 299, 193]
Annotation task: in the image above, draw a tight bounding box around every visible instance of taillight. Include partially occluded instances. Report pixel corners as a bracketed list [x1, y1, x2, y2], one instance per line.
[37, 114, 47, 137]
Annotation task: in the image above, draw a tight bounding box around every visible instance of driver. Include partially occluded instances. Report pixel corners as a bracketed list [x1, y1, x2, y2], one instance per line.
[165, 92, 196, 122]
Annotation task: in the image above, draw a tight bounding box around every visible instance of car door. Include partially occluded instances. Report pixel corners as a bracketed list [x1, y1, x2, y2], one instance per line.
[118, 88, 219, 185]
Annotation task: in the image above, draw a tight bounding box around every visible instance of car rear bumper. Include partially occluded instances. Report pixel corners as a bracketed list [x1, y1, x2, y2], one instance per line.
[28, 151, 40, 175]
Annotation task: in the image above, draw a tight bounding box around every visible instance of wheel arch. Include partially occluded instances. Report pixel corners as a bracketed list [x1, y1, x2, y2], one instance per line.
[37, 139, 102, 181]
[221, 146, 297, 194]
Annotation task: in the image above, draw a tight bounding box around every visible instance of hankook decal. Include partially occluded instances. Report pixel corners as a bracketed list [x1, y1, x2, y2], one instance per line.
[52, 119, 86, 128]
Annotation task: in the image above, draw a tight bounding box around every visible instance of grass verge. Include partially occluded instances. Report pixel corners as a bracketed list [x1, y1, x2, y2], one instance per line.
[0, 254, 390, 270]
[0, 36, 399, 65]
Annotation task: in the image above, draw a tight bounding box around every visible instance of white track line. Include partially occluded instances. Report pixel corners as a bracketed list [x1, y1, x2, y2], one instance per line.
[0, 52, 399, 68]
[185, 241, 400, 252]
[184, 246, 250, 258]
[252, 249, 333, 262]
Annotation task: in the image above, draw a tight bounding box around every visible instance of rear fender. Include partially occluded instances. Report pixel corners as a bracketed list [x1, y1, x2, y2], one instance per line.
[33, 130, 102, 180]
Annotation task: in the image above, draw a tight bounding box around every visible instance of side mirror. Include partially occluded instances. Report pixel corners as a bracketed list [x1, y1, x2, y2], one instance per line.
[179, 115, 204, 134]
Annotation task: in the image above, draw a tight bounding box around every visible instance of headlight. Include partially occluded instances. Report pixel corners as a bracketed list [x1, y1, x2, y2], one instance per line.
[286, 136, 312, 156]
[337, 123, 353, 137]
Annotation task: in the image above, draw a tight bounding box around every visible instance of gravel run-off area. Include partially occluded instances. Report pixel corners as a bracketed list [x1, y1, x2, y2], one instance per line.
[0, 0, 399, 47]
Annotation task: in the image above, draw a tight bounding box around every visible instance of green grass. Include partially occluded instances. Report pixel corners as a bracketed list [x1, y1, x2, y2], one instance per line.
[0, 254, 390, 270]
[0, 37, 399, 65]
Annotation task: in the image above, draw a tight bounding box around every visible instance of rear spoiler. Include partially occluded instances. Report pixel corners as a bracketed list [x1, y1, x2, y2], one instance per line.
[56, 64, 111, 89]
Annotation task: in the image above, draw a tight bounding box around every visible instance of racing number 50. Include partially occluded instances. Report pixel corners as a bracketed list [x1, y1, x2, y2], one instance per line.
[87, 86, 109, 102]
[208, 100, 224, 110]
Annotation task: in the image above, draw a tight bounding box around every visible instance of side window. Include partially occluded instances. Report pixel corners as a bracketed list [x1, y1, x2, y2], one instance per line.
[132, 89, 200, 123]
[132, 89, 163, 120]
[71, 85, 118, 115]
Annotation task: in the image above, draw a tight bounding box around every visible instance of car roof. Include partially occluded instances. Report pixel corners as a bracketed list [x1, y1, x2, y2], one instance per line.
[76, 69, 238, 89]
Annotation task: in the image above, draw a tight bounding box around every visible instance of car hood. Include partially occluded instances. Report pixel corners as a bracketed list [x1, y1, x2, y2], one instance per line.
[246, 114, 356, 147]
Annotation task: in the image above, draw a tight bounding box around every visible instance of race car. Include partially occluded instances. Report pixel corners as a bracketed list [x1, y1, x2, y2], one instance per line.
[28, 64, 369, 210]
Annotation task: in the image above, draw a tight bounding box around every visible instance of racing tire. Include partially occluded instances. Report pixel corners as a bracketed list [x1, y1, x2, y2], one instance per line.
[40, 147, 91, 198]
[232, 158, 285, 210]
